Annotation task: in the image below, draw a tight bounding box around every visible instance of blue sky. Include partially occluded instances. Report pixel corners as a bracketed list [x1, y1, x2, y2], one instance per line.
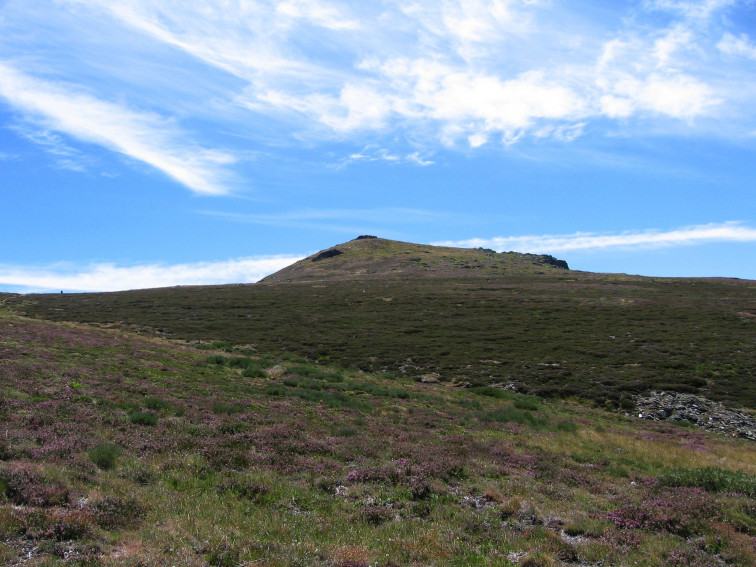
[1, 0, 756, 292]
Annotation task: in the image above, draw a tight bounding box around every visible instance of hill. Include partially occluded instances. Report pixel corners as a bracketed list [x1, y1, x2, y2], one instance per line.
[2, 237, 755, 410]
[261, 236, 570, 283]
[0, 311, 754, 566]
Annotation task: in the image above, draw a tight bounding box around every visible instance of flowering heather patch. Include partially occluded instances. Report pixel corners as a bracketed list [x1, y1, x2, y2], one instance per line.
[605, 487, 718, 537]
[0, 312, 754, 565]
[88, 496, 144, 530]
[13, 507, 93, 541]
[0, 465, 70, 507]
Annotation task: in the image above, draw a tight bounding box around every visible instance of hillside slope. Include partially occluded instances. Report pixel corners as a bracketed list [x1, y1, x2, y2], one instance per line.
[3, 238, 755, 410]
[0, 312, 754, 566]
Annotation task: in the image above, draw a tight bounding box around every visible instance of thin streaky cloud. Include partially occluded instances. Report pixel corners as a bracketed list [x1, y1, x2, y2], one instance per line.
[0, 255, 304, 293]
[0, 60, 237, 195]
[433, 222, 756, 253]
[12, 126, 90, 171]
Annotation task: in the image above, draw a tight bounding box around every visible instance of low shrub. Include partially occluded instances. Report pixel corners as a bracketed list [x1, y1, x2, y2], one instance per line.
[470, 386, 514, 400]
[118, 460, 156, 485]
[0, 467, 70, 507]
[90, 496, 144, 529]
[605, 487, 717, 537]
[211, 402, 246, 415]
[360, 505, 393, 525]
[279, 353, 308, 363]
[15, 508, 92, 541]
[659, 467, 756, 497]
[204, 543, 240, 567]
[88, 443, 121, 470]
[553, 420, 579, 433]
[293, 389, 370, 410]
[264, 385, 287, 396]
[242, 365, 266, 378]
[513, 397, 541, 410]
[289, 365, 343, 382]
[479, 408, 548, 428]
[129, 411, 158, 426]
[216, 477, 271, 502]
[143, 396, 173, 412]
[227, 356, 253, 368]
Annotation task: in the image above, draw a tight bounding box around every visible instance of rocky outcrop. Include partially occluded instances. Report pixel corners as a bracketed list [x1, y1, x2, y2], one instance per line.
[311, 249, 343, 262]
[635, 391, 756, 441]
[537, 255, 569, 270]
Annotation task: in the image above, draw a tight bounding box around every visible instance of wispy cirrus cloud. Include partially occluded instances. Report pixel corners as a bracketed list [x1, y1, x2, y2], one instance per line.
[433, 222, 756, 254]
[0, 60, 237, 195]
[336, 145, 435, 168]
[0, 255, 303, 293]
[11, 127, 90, 172]
[0, 0, 753, 199]
[46, 0, 745, 152]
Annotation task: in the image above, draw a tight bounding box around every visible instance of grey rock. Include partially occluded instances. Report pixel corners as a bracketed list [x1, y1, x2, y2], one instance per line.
[635, 391, 756, 441]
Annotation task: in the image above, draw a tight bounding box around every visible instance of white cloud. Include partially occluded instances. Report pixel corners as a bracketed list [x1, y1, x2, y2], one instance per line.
[270, 58, 587, 144]
[652, 25, 693, 67]
[433, 222, 756, 254]
[617, 74, 717, 119]
[0, 61, 236, 195]
[644, 0, 738, 22]
[337, 145, 435, 167]
[67, 0, 342, 83]
[3, 0, 751, 164]
[594, 26, 721, 121]
[718, 33, 756, 59]
[276, 0, 359, 30]
[0, 256, 303, 293]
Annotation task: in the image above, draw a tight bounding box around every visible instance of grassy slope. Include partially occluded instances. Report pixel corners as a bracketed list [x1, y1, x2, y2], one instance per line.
[4, 269, 755, 410]
[0, 312, 755, 566]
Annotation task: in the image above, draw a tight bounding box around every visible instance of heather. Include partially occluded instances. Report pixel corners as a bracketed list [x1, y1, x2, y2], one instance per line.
[6, 268, 755, 411]
[0, 314, 754, 566]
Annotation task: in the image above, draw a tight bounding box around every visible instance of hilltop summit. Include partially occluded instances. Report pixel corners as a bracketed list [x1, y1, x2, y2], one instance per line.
[261, 236, 569, 283]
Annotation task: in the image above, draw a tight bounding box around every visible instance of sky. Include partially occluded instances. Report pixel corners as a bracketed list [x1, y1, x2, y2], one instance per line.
[1, 0, 756, 292]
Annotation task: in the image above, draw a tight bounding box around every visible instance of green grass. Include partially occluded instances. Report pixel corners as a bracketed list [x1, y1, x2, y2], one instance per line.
[659, 467, 756, 497]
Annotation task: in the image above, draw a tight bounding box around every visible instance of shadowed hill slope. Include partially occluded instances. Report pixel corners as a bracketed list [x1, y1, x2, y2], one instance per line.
[3, 238, 755, 410]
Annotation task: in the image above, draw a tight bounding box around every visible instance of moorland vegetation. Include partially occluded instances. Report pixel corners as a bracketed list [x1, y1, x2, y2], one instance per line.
[5, 238, 755, 410]
[1, 237, 755, 565]
[0, 311, 754, 566]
